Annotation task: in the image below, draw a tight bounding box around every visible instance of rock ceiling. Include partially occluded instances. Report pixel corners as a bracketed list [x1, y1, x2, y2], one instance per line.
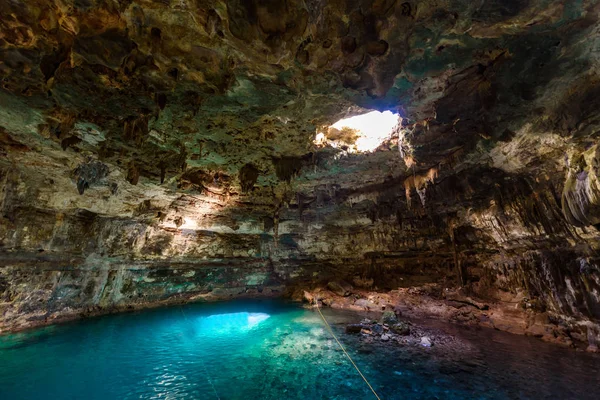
[1, 0, 598, 216]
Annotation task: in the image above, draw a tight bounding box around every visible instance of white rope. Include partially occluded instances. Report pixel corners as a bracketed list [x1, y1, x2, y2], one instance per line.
[314, 299, 382, 400]
[180, 306, 221, 400]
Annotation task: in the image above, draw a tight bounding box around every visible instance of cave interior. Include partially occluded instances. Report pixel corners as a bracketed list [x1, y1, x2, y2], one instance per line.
[1, 0, 600, 390]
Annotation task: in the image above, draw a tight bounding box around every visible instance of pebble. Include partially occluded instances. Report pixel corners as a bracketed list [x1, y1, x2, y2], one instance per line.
[420, 336, 433, 347]
[381, 334, 390, 342]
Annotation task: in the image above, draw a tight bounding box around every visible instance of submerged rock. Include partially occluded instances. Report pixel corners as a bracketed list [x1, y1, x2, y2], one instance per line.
[390, 322, 411, 336]
[345, 324, 363, 334]
[372, 324, 384, 335]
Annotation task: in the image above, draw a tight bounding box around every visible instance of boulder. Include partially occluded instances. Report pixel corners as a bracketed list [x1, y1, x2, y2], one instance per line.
[381, 310, 398, 325]
[327, 281, 353, 297]
[393, 306, 404, 318]
[345, 324, 363, 334]
[390, 322, 410, 335]
[372, 324, 384, 334]
[355, 299, 377, 309]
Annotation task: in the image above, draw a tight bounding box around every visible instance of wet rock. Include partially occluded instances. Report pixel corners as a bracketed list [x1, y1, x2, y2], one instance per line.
[420, 337, 433, 347]
[586, 344, 598, 353]
[320, 297, 333, 307]
[345, 324, 363, 334]
[355, 299, 377, 309]
[327, 281, 353, 297]
[302, 291, 315, 304]
[381, 310, 398, 325]
[381, 334, 390, 342]
[372, 324, 384, 335]
[393, 306, 404, 318]
[390, 322, 411, 335]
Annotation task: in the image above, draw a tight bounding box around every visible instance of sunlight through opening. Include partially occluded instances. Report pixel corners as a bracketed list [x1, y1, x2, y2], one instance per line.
[315, 110, 399, 153]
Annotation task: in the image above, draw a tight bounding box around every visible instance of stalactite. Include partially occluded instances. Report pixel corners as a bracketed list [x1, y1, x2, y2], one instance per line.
[448, 221, 465, 286]
[404, 167, 438, 208]
[561, 147, 600, 226]
[239, 163, 259, 193]
[273, 156, 303, 182]
[123, 115, 149, 145]
[158, 160, 167, 184]
[177, 143, 187, 172]
[273, 208, 280, 245]
[126, 161, 139, 185]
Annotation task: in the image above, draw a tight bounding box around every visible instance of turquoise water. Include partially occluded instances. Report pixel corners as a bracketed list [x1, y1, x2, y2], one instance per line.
[1, 300, 599, 400]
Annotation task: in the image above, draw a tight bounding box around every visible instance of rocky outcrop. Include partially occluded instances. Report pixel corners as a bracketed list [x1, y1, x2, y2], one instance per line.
[1, 0, 600, 351]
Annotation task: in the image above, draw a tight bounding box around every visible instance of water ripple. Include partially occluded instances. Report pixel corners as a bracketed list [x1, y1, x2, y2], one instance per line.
[0, 301, 598, 400]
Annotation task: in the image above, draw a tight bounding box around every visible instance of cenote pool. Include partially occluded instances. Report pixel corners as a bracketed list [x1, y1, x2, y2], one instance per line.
[1, 300, 599, 400]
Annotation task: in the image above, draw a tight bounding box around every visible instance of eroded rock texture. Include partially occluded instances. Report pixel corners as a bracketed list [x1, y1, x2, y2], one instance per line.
[1, 0, 600, 348]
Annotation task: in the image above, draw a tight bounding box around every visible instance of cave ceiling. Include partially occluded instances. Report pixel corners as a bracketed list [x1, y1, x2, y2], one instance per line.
[1, 0, 600, 228]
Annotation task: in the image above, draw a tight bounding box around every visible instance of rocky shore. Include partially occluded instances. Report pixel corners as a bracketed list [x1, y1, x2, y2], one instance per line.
[299, 282, 600, 353]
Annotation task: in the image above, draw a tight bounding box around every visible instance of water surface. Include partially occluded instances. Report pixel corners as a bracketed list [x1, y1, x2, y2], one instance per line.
[0, 300, 598, 399]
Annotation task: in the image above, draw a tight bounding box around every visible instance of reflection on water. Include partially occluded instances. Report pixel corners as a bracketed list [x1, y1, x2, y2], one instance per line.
[0, 300, 598, 400]
[195, 312, 271, 334]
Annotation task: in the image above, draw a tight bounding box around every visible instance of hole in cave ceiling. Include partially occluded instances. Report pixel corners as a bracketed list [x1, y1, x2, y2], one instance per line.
[315, 110, 399, 153]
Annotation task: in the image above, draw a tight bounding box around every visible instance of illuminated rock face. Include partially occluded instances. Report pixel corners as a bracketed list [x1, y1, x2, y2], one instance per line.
[0, 0, 600, 347]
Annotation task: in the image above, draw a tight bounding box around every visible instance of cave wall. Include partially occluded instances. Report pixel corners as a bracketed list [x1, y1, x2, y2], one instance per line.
[0, 0, 600, 347]
[3, 153, 600, 340]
